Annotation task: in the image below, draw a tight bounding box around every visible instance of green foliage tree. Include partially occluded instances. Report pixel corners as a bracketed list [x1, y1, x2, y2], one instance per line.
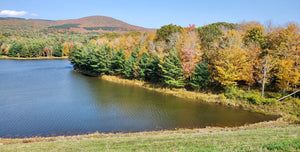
[188, 62, 210, 90]
[159, 49, 185, 88]
[53, 42, 62, 57]
[155, 24, 182, 42]
[148, 54, 161, 83]
[124, 48, 140, 79]
[198, 24, 223, 50]
[110, 48, 125, 75]
[68, 44, 87, 72]
[137, 51, 151, 80]
[243, 26, 266, 49]
[29, 39, 44, 57]
[86, 46, 112, 76]
[8, 40, 23, 57]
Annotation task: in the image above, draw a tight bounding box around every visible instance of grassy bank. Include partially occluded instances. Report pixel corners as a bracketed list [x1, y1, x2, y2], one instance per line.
[0, 55, 68, 60]
[0, 125, 299, 151]
[101, 75, 300, 122]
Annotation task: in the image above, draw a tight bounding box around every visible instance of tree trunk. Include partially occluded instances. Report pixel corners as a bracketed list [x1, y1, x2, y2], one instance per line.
[277, 89, 300, 101]
[261, 57, 268, 97]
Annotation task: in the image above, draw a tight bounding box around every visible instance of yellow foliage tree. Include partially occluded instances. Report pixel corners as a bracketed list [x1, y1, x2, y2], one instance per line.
[275, 58, 295, 93]
[243, 44, 263, 91]
[213, 47, 247, 88]
[62, 42, 69, 56]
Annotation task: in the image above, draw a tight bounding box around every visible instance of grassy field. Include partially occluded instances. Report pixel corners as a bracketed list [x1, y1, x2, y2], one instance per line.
[0, 125, 299, 151]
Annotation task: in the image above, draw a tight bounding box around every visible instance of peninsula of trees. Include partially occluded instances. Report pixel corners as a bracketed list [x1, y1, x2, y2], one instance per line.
[69, 22, 299, 102]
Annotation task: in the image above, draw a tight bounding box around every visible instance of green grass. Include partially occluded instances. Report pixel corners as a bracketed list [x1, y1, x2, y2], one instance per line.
[1, 125, 299, 151]
[263, 138, 300, 151]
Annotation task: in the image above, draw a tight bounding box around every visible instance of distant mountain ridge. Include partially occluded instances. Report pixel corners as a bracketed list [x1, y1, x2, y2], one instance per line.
[0, 16, 152, 33]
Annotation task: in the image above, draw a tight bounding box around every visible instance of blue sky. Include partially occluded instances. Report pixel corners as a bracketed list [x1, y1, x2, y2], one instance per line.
[0, 0, 299, 28]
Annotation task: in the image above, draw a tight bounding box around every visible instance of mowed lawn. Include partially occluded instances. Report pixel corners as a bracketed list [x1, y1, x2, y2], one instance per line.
[0, 125, 299, 152]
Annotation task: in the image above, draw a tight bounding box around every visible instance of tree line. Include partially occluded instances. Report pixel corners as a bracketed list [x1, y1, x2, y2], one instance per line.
[69, 22, 299, 99]
[1, 21, 299, 99]
[0, 32, 92, 57]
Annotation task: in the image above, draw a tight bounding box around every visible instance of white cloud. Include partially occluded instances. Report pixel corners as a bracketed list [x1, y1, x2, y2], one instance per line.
[0, 10, 27, 17]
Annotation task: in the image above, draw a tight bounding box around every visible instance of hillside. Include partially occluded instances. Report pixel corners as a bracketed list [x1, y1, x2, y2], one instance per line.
[0, 16, 152, 34]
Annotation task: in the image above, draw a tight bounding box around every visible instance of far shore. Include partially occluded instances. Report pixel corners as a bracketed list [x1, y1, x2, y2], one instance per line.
[0, 56, 68, 60]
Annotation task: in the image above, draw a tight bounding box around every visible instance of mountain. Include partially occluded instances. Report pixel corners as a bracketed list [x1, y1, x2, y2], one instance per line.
[0, 16, 152, 34]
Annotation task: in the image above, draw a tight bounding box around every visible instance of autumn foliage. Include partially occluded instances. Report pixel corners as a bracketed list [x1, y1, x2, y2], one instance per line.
[1, 21, 300, 99]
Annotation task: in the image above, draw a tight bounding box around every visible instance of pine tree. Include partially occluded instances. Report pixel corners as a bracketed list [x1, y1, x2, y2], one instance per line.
[149, 54, 161, 83]
[138, 51, 151, 80]
[159, 49, 185, 88]
[110, 48, 125, 75]
[89, 46, 111, 76]
[124, 47, 140, 79]
[188, 62, 210, 90]
[69, 44, 87, 71]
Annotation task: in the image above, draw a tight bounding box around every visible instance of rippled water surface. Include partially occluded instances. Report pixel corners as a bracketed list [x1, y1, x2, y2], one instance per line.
[0, 60, 277, 138]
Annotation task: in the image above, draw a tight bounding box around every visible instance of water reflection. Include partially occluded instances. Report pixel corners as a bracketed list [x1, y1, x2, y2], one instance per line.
[81, 72, 277, 130]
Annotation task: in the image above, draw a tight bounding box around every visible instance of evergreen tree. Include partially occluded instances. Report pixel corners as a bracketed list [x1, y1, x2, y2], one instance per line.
[148, 54, 161, 83]
[159, 49, 185, 88]
[188, 62, 210, 90]
[69, 44, 87, 72]
[110, 48, 125, 75]
[124, 47, 139, 79]
[138, 51, 151, 80]
[87, 46, 111, 76]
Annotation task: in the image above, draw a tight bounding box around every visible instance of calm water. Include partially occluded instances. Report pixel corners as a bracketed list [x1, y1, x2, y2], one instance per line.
[0, 60, 277, 138]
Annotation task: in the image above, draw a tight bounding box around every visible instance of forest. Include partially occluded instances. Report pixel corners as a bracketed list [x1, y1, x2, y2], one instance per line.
[69, 22, 300, 104]
[1, 21, 299, 105]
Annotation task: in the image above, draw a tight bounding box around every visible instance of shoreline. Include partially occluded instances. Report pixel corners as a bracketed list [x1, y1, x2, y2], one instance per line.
[0, 56, 68, 60]
[0, 118, 294, 145]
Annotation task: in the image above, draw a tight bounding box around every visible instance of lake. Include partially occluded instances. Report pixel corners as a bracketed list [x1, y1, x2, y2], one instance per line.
[0, 60, 277, 138]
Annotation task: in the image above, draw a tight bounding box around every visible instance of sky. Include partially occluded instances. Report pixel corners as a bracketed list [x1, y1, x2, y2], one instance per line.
[0, 0, 299, 28]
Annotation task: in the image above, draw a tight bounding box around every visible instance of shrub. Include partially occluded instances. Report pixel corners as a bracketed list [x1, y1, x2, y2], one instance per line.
[245, 94, 264, 105]
[263, 98, 278, 106]
[223, 86, 280, 106]
[265, 92, 281, 99]
[217, 94, 227, 100]
[295, 98, 300, 105]
[224, 86, 245, 100]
